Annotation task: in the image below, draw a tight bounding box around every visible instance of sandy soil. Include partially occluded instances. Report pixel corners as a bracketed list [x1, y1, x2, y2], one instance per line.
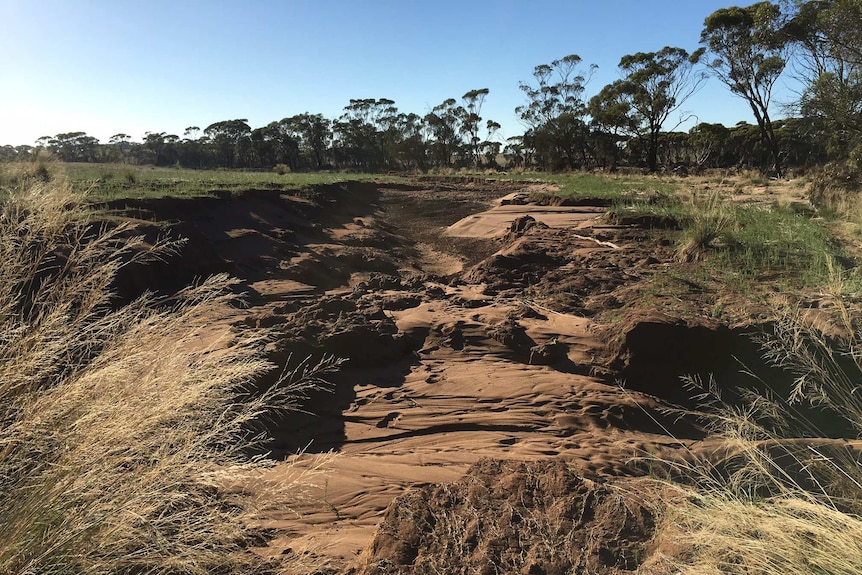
[101, 177, 836, 574]
[444, 192, 605, 239]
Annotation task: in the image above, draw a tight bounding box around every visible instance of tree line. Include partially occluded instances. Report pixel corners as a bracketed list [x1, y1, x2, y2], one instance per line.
[2, 1, 859, 176]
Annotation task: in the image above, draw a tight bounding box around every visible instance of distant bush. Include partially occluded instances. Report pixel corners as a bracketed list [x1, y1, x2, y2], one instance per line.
[97, 166, 115, 182]
[0, 175, 336, 574]
[274, 163, 291, 175]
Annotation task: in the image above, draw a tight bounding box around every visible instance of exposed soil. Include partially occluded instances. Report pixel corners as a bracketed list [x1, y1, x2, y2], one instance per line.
[97, 178, 843, 574]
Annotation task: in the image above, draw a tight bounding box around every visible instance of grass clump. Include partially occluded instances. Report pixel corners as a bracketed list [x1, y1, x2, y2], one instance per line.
[0, 175, 335, 574]
[614, 189, 841, 287]
[675, 194, 735, 263]
[647, 275, 862, 574]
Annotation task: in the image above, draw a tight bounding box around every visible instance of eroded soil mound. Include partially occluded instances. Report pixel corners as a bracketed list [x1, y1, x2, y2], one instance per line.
[103, 182, 386, 302]
[356, 459, 658, 575]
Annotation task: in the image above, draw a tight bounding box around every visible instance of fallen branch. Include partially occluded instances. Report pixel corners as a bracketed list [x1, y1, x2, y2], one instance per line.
[571, 234, 621, 249]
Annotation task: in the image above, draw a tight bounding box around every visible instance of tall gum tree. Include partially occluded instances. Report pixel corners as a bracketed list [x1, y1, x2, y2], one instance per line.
[701, 1, 788, 176]
[516, 54, 597, 170]
[606, 46, 707, 172]
[424, 98, 465, 168]
[783, 0, 862, 158]
[460, 88, 490, 167]
[588, 82, 635, 171]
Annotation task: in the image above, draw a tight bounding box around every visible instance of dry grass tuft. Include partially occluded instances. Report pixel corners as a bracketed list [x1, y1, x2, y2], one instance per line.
[676, 193, 735, 263]
[646, 267, 862, 574]
[646, 494, 862, 575]
[0, 173, 337, 574]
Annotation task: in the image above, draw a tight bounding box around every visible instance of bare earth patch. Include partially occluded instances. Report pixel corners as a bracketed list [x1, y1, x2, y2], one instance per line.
[99, 177, 854, 574]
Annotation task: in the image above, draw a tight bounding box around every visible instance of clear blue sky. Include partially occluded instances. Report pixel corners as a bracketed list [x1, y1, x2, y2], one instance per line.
[0, 0, 796, 146]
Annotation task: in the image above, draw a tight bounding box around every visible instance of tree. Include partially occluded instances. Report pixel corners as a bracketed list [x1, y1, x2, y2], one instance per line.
[783, 0, 862, 159]
[391, 112, 427, 171]
[481, 120, 503, 168]
[729, 121, 768, 169]
[204, 119, 251, 168]
[588, 82, 636, 170]
[424, 98, 465, 168]
[282, 113, 332, 169]
[142, 132, 180, 166]
[460, 88, 490, 167]
[701, 2, 788, 176]
[49, 132, 100, 162]
[109, 133, 132, 163]
[604, 47, 706, 172]
[688, 122, 732, 169]
[504, 136, 527, 169]
[517, 54, 597, 170]
[333, 99, 399, 171]
[179, 127, 206, 168]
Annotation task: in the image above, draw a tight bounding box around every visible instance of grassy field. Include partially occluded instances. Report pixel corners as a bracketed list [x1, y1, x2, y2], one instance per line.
[43, 162, 400, 201]
[482, 170, 680, 199]
[10, 163, 682, 202]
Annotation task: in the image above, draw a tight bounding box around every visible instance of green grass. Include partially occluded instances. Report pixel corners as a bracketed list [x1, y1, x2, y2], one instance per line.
[712, 205, 839, 285]
[483, 170, 680, 200]
[53, 163, 401, 201]
[612, 192, 845, 289]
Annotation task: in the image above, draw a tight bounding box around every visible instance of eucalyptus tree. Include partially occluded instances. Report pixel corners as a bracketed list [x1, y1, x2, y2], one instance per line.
[108, 133, 132, 163]
[600, 47, 706, 172]
[701, 2, 788, 176]
[333, 99, 399, 170]
[248, 123, 294, 169]
[688, 122, 732, 169]
[783, 0, 862, 159]
[204, 119, 252, 168]
[178, 127, 205, 167]
[49, 132, 100, 162]
[391, 112, 427, 171]
[516, 54, 597, 170]
[588, 81, 637, 170]
[480, 120, 503, 168]
[504, 136, 527, 169]
[282, 113, 332, 169]
[460, 88, 490, 167]
[142, 132, 181, 166]
[424, 98, 465, 168]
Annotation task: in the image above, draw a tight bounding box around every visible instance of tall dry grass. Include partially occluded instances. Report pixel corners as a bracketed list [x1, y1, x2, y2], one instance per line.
[0, 172, 336, 574]
[646, 265, 862, 574]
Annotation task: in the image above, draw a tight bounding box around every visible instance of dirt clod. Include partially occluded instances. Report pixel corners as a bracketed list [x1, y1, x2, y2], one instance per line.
[356, 459, 658, 575]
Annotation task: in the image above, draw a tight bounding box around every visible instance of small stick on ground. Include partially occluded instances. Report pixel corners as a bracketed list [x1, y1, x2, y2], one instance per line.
[571, 234, 621, 249]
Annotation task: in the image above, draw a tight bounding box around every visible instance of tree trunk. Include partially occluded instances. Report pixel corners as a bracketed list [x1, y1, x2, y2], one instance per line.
[648, 131, 660, 172]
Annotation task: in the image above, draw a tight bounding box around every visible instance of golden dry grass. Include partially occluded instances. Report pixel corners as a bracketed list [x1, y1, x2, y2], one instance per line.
[645, 271, 862, 574]
[0, 172, 336, 574]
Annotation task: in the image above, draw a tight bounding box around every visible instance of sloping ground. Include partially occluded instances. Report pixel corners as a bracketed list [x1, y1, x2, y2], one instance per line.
[99, 178, 822, 574]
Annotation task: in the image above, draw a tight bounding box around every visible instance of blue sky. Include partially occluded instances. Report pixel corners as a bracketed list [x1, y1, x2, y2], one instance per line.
[0, 0, 796, 146]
